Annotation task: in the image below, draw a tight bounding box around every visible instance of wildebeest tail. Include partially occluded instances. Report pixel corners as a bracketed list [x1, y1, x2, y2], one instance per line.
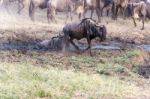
[29, 0, 33, 18]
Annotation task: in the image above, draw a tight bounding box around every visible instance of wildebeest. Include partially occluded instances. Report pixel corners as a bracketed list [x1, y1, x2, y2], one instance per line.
[79, 0, 101, 21]
[2, 0, 27, 14]
[127, 0, 141, 16]
[39, 35, 64, 50]
[131, 1, 150, 30]
[17, 0, 28, 14]
[112, 0, 129, 19]
[62, 18, 107, 55]
[47, 0, 82, 23]
[76, 5, 85, 19]
[29, 0, 82, 22]
[77, 0, 113, 21]
[100, 0, 113, 17]
[29, 0, 49, 21]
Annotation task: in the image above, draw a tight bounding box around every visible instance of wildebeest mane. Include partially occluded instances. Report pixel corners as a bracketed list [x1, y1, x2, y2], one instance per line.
[78, 18, 97, 35]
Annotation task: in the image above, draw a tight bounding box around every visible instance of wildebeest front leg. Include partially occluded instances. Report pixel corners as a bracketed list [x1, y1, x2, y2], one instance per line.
[96, 8, 101, 22]
[114, 6, 119, 19]
[123, 5, 128, 19]
[87, 38, 92, 56]
[62, 36, 69, 54]
[90, 9, 94, 19]
[132, 17, 137, 27]
[47, 8, 57, 23]
[141, 16, 145, 30]
[18, 1, 24, 14]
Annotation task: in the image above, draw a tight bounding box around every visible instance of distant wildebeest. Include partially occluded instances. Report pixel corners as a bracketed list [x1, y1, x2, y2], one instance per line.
[127, 0, 141, 16]
[80, 0, 101, 21]
[47, 0, 82, 23]
[29, 0, 49, 21]
[99, 0, 113, 17]
[17, 0, 28, 14]
[29, 0, 82, 22]
[112, 0, 129, 19]
[2, 0, 27, 14]
[62, 18, 107, 55]
[77, 0, 113, 21]
[76, 5, 85, 19]
[131, 1, 150, 30]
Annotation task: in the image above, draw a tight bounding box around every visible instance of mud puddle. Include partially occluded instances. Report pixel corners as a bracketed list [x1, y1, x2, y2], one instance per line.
[77, 41, 122, 51]
[137, 45, 150, 52]
[0, 43, 41, 51]
[0, 41, 150, 53]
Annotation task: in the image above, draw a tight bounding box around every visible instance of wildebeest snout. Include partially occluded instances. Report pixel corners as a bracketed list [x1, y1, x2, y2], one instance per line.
[97, 25, 107, 41]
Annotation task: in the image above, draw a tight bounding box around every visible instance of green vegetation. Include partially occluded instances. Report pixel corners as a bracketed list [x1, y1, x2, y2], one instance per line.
[0, 63, 143, 99]
[0, 49, 149, 99]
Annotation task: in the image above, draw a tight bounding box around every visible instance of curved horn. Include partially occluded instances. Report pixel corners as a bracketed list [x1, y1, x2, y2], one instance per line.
[95, 23, 103, 27]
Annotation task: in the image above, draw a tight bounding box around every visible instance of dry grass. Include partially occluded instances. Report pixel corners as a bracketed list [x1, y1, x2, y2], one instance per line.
[0, 6, 150, 44]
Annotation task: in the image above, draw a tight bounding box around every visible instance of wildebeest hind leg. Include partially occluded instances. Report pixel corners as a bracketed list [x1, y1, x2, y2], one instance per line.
[69, 39, 80, 51]
[141, 16, 145, 30]
[96, 8, 101, 22]
[85, 38, 92, 56]
[132, 17, 137, 27]
[18, 2, 24, 14]
[62, 36, 69, 55]
[90, 9, 94, 19]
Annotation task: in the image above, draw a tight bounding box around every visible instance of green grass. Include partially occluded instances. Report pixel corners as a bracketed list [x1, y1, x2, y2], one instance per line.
[112, 50, 141, 65]
[95, 63, 127, 75]
[0, 62, 145, 99]
[0, 49, 149, 99]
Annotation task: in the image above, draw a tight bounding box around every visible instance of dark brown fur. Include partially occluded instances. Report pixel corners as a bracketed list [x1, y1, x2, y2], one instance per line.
[62, 18, 107, 55]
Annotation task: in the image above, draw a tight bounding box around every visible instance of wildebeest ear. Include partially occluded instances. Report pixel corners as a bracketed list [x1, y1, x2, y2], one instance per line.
[95, 23, 102, 27]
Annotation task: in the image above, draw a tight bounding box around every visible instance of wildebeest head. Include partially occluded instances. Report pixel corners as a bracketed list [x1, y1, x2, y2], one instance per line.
[98, 25, 107, 41]
[93, 24, 107, 41]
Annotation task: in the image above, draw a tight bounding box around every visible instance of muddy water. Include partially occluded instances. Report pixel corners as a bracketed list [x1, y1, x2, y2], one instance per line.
[0, 43, 41, 51]
[77, 41, 150, 52]
[137, 45, 150, 52]
[0, 41, 150, 53]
